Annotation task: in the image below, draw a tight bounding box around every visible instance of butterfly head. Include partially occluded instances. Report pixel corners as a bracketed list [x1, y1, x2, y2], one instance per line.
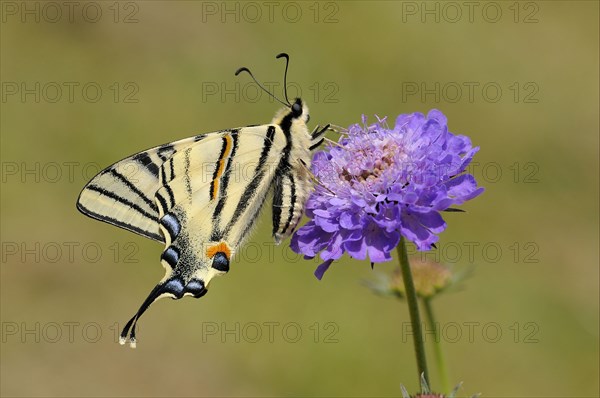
[271, 97, 310, 127]
[291, 98, 310, 124]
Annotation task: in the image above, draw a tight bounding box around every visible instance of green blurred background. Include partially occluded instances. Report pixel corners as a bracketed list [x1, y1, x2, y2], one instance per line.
[1, 1, 598, 397]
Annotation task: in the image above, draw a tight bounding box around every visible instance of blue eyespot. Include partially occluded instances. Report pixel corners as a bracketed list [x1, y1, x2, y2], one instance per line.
[185, 279, 207, 298]
[163, 278, 185, 299]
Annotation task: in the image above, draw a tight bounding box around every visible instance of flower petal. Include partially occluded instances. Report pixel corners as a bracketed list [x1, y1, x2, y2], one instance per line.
[344, 237, 367, 260]
[314, 259, 334, 280]
[365, 229, 398, 263]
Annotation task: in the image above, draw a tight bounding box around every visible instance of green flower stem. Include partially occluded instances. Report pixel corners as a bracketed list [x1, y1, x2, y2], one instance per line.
[397, 237, 429, 387]
[422, 297, 450, 394]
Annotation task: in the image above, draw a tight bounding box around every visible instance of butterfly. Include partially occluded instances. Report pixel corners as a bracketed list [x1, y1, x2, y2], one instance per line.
[77, 53, 329, 347]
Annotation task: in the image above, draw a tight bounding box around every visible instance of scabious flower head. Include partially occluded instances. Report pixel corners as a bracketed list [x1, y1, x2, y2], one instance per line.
[291, 110, 483, 279]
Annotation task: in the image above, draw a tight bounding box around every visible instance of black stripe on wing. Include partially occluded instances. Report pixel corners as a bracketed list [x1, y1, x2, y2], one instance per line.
[219, 126, 277, 239]
[133, 152, 160, 177]
[272, 176, 284, 235]
[212, 131, 239, 220]
[156, 192, 169, 214]
[108, 169, 158, 212]
[272, 173, 298, 237]
[281, 173, 297, 235]
[164, 185, 176, 209]
[85, 184, 157, 221]
[218, 130, 239, 199]
[76, 202, 163, 242]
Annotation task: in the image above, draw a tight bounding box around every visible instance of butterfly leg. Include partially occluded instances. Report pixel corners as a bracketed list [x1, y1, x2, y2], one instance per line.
[311, 124, 330, 140]
[308, 124, 330, 151]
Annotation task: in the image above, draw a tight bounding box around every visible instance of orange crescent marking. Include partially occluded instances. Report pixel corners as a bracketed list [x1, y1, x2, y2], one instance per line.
[206, 242, 231, 260]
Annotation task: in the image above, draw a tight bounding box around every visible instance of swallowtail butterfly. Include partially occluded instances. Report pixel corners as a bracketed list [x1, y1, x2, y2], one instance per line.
[77, 53, 328, 347]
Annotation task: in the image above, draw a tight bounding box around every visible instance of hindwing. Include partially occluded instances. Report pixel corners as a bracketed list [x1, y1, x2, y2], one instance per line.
[155, 126, 287, 280]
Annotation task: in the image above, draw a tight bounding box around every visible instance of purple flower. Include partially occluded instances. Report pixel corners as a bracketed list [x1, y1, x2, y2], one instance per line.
[291, 110, 484, 280]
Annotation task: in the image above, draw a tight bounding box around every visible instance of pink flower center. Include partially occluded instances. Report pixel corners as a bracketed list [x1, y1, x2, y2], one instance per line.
[338, 139, 400, 189]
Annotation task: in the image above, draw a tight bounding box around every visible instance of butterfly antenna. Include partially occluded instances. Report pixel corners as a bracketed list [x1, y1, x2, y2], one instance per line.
[275, 53, 291, 106]
[235, 66, 289, 107]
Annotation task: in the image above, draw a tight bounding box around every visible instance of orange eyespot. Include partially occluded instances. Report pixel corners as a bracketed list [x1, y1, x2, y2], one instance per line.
[206, 242, 231, 260]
